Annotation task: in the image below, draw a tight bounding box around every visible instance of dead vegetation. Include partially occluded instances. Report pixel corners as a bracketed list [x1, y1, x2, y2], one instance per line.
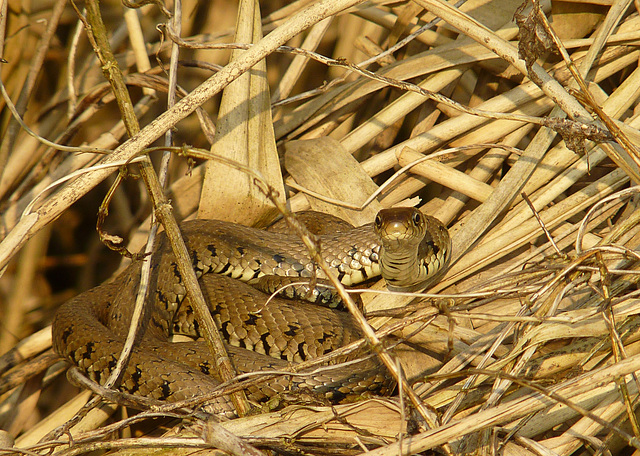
[1, 0, 640, 455]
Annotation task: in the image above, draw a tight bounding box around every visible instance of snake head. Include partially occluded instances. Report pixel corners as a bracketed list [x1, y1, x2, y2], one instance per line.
[374, 207, 451, 292]
[374, 207, 427, 251]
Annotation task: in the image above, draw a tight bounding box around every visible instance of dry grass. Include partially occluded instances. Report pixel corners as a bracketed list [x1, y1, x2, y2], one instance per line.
[1, 0, 640, 454]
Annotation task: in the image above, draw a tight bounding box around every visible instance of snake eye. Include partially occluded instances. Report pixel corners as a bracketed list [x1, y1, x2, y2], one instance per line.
[412, 211, 422, 226]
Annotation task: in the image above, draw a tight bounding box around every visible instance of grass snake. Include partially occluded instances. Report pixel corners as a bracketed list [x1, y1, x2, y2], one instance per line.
[52, 208, 451, 416]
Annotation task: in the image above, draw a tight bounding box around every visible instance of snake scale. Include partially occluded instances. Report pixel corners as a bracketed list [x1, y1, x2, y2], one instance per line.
[52, 208, 451, 416]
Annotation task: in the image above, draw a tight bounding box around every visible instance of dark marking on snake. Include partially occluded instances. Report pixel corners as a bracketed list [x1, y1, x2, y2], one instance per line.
[199, 361, 211, 375]
[259, 333, 271, 356]
[211, 303, 223, 314]
[160, 379, 172, 400]
[83, 342, 95, 360]
[244, 314, 258, 326]
[220, 321, 232, 340]
[297, 342, 307, 360]
[332, 389, 348, 401]
[426, 239, 439, 256]
[171, 262, 181, 281]
[130, 366, 143, 394]
[284, 324, 299, 337]
[61, 328, 72, 345]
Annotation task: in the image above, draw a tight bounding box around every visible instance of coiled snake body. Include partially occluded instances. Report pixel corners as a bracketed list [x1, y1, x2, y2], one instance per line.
[52, 208, 450, 416]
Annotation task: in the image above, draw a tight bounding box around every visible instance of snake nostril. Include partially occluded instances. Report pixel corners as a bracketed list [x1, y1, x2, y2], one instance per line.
[412, 211, 422, 226]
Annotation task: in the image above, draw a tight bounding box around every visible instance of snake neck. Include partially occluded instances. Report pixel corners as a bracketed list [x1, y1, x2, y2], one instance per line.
[379, 237, 447, 292]
[379, 244, 424, 292]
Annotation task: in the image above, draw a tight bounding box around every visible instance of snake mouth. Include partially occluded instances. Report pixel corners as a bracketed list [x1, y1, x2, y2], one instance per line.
[378, 232, 423, 250]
